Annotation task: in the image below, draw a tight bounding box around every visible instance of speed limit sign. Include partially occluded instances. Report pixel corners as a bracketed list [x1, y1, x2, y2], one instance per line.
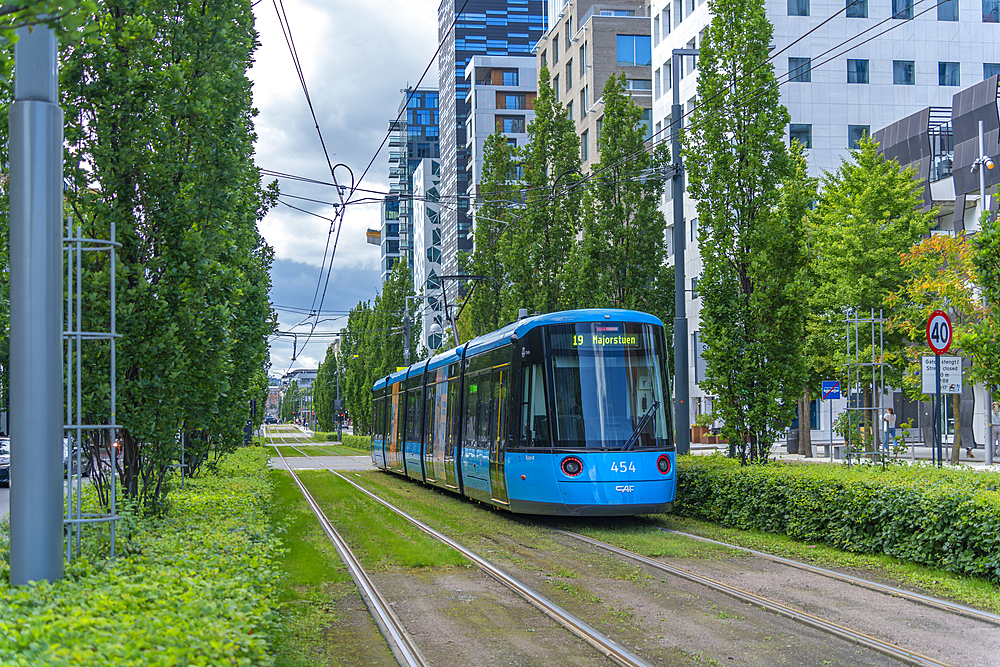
[926, 310, 952, 354]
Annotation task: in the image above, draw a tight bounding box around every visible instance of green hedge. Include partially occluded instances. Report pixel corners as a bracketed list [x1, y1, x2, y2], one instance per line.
[675, 455, 1000, 582]
[0, 446, 280, 665]
[324, 433, 371, 451]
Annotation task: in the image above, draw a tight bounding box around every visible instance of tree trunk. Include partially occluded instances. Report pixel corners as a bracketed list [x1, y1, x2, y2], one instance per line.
[799, 387, 813, 458]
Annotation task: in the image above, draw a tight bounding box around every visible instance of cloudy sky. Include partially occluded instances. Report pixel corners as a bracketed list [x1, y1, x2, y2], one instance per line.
[249, 0, 439, 376]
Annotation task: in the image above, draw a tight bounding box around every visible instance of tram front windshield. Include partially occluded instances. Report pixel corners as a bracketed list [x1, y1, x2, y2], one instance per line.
[547, 322, 671, 450]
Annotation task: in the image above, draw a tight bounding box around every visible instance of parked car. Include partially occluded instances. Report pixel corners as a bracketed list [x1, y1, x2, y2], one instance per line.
[264, 415, 278, 425]
[0, 438, 9, 487]
[63, 437, 93, 477]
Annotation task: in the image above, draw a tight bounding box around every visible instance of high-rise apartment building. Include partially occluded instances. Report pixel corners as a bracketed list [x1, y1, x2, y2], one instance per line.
[650, 0, 1000, 427]
[412, 158, 445, 351]
[381, 87, 440, 282]
[437, 0, 547, 282]
[533, 0, 653, 171]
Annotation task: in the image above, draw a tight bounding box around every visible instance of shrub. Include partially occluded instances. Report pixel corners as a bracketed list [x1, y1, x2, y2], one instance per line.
[0, 446, 280, 665]
[341, 435, 371, 452]
[675, 454, 1000, 583]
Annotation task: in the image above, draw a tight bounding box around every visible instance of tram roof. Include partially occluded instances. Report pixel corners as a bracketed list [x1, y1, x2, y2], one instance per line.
[375, 309, 661, 389]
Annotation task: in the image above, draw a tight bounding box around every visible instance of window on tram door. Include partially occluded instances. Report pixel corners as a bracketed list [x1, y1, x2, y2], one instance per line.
[464, 374, 480, 446]
[546, 323, 671, 449]
[520, 364, 549, 446]
[405, 387, 423, 442]
[476, 373, 493, 449]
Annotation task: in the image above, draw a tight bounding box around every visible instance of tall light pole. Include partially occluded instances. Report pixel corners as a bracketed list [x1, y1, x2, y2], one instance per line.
[972, 118, 995, 465]
[670, 48, 698, 457]
[10, 25, 64, 585]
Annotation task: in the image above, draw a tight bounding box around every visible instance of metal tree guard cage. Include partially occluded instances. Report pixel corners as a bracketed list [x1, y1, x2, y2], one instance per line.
[63, 216, 121, 560]
[844, 308, 889, 463]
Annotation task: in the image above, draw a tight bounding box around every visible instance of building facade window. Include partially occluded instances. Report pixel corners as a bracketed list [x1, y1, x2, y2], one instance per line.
[663, 7, 671, 35]
[541, 50, 547, 67]
[653, 16, 660, 45]
[502, 69, 519, 86]
[664, 62, 672, 90]
[566, 60, 573, 89]
[790, 123, 812, 148]
[985, 0, 1000, 21]
[847, 59, 869, 83]
[655, 68, 662, 99]
[848, 125, 870, 148]
[580, 88, 587, 118]
[789, 57, 812, 82]
[497, 116, 525, 133]
[893, 60, 915, 84]
[986, 63, 1000, 78]
[502, 93, 526, 109]
[553, 75, 560, 101]
[675, 0, 683, 25]
[938, 0, 959, 20]
[566, 100, 573, 120]
[616, 35, 652, 67]
[580, 43, 587, 75]
[847, 0, 868, 17]
[581, 129, 589, 161]
[691, 277, 699, 298]
[554, 39, 559, 63]
[788, 0, 809, 15]
[893, 0, 914, 18]
[939, 61, 960, 85]
[641, 108, 652, 140]
[690, 217, 698, 242]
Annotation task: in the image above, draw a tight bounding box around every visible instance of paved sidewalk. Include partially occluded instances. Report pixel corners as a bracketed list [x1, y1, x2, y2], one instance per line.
[270, 455, 374, 471]
[692, 441, 1000, 470]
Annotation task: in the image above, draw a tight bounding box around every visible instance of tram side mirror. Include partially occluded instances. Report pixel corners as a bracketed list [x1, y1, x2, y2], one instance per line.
[533, 415, 549, 444]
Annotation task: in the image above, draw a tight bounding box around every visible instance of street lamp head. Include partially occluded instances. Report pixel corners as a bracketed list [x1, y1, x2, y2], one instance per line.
[988, 158, 996, 170]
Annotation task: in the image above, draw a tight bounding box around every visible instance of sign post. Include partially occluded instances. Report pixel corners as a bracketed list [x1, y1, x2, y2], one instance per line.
[822, 380, 841, 460]
[926, 310, 953, 467]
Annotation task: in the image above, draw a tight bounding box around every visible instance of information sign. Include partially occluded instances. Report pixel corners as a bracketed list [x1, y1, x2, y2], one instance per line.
[921, 356, 963, 394]
[926, 310, 953, 354]
[821, 380, 841, 400]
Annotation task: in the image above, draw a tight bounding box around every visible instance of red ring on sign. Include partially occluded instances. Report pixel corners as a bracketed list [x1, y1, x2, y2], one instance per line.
[926, 310, 952, 355]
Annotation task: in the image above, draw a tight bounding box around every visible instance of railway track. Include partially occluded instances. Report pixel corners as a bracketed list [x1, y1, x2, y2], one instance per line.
[268, 431, 987, 666]
[648, 526, 1000, 628]
[267, 430, 430, 667]
[267, 427, 653, 667]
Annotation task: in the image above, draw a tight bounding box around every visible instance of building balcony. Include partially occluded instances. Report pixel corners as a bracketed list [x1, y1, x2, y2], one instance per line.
[388, 152, 401, 164]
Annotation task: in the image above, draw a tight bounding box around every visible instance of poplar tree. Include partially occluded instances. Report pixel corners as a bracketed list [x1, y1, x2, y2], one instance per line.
[508, 64, 582, 315]
[466, 132, 519, 336]
[683, 0, 805, 463]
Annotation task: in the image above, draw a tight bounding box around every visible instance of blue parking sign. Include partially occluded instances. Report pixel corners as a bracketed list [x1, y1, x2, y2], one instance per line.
[821, 381, 841, 400]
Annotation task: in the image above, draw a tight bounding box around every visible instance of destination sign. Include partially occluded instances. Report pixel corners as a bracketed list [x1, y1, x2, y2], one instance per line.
[551, 332, 640, 349]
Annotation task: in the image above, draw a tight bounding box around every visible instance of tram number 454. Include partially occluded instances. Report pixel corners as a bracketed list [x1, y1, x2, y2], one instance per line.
[611, 461, 636, 473]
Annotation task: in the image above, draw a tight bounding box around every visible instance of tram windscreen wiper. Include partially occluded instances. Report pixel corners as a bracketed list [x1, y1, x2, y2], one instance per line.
[622, 401, 659, 451]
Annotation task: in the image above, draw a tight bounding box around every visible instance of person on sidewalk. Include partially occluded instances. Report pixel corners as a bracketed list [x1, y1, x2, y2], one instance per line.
[882, 407, 896, 455]
[992, 402, 1000, 460]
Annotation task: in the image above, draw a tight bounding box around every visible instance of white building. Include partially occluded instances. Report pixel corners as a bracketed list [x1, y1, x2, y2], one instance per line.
[412, 158, 445, 352]
[465, 54, 538, 233]
[651, 0, 1000, 441]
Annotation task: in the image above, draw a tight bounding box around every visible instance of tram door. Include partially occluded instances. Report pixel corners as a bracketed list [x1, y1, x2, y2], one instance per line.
[489, 365, 510, 504]
[444, 374, 460, 489]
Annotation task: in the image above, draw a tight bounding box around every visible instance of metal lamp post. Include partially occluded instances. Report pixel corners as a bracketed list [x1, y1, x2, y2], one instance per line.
[972, 119, 995, 465]
[670, 48, 698, 457]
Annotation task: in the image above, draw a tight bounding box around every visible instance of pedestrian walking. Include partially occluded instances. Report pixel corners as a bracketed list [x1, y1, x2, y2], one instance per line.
[882, 407, 896, 453]
[992, 402, 1000, 459]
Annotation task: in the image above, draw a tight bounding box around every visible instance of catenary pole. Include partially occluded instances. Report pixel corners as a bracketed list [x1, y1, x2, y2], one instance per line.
[671, 49, 697, 457]
[9, 25, 64, 585]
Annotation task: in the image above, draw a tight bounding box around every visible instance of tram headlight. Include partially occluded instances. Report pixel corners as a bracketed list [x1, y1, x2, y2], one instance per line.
[657, 455, 671, 474]
[561, 456, 584, 477]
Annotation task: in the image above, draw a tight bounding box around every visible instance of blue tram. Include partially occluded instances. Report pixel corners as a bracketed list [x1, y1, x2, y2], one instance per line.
[370, 309, 675, 515]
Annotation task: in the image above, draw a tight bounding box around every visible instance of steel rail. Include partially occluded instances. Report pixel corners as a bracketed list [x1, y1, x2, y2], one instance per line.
[326, 468, 654, 667]
[558, 529, 950, 667]
[655, 527, 1000, 627]
[267, 428, 430, 667]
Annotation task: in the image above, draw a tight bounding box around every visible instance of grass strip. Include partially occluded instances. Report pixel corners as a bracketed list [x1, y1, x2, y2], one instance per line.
[276, 445, 306, 457]
[269, 470, 396, 667]
[298, 470, 469, 570]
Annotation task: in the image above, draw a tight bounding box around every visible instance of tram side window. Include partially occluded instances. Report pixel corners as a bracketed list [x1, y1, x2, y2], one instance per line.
[405, 386, 423, 442]
[447, 377, 459, 455]
[464, 373, 480, 445]
[424, 383, 437, 454]
[473, 372, 492, 449]
[520, 364, 549, 446]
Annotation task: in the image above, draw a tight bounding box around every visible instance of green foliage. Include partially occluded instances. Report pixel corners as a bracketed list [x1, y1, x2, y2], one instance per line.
[969, 211, 1000, 390]
[466, 132, 519, 337]
[809, 135, 934, 391]
[0, 0, 278, 510]
[683, 0, 806, 462]
[675, 455, 1000, 582]
[508, 64, 583, 316]
[341, 260, 417, 435]
[0, 2, 99, 80]
[0, 447, 280, 664]
[279, 380, 299, 423]
[314, 344, 339, 432]
[339, 434, 371, 451]
[562, 73, 669, 316]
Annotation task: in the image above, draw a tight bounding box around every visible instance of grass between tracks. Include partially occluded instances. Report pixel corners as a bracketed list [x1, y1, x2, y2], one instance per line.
[343, 468, 1000, 618]
[269, 470, 396, 667]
